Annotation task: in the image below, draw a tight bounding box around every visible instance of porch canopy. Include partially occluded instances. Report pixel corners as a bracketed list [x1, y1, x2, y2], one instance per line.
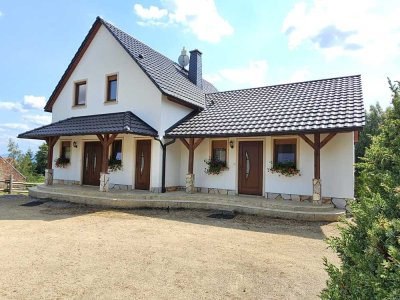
[165, 75, 365, 201]
[18, 111, 157, 171]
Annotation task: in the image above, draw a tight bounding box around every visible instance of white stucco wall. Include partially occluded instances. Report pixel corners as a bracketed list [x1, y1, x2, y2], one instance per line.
[50, 25, 198, 190]
[53, 135, 162, 190]
[175, 133, 354, 199]
[52, 25, 162, 132]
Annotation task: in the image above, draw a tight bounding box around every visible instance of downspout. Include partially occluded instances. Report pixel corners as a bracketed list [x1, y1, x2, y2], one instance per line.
[154, 137, 176, 193]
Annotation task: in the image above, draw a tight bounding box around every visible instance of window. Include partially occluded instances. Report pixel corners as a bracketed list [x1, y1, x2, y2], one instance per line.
[106, 75, 118, 102]
[74, 81, 87, 105]
[60, 141, 71, 160]
[274, 139, 297, 168]
[110, 140, 122, 161]
[211, 140, 227, 166]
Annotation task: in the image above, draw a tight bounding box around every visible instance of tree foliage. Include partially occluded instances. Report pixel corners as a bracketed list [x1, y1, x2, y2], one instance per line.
[355, 103, 385, 163]
[6, 139, 45, 182]
[321, 80, 400, 299]
[35, 143, 48, 175]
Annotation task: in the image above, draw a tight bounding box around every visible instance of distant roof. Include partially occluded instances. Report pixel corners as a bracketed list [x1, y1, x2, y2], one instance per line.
[165, 75, 365, 137]
[18, 112, 158, 139]
[44, 17, 217, 112]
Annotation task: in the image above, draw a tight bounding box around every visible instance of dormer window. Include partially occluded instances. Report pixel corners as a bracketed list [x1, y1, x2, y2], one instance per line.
[74, 81, 87, 106]
[106, 74, 118, 102]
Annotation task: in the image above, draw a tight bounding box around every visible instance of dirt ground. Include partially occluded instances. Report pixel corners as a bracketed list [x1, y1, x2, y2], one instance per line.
[0, 195, 340, 300]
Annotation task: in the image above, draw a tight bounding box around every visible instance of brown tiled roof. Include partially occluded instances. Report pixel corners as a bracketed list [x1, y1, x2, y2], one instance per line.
[165, 75, 364, 137]
[18, 111, 157, 139]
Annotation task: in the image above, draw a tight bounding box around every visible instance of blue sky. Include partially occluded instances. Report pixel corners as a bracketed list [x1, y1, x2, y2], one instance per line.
[0, 0, 399, 154]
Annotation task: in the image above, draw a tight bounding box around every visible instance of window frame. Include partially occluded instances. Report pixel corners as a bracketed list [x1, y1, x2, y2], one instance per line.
[74, 80, 87, 106]
[211, 139, 228, 166]
[109, 139, 123, 161]
[60, 141, 71, 160]
[273, 138, 297, 168]
[105, 74, 118, 102]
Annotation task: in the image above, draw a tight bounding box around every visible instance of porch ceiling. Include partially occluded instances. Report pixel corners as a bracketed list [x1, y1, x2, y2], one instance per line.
[18, 111, 158, 139]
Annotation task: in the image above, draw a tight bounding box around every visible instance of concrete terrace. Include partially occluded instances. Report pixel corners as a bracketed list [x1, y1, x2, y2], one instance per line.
[29, 185, 345, 222]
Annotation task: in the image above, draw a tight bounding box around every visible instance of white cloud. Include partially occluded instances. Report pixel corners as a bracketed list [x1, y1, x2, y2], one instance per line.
[134, 0, 234, 43]
[23, 95, 46, 110]
[287, 68, 310, 83]
[205, 60, 268, 88]
[1, 123, 30, 130]
[134, 4, 168, 20]
[282, 0, 400, 64]
[23, 114, 51, 126]
[0, 101, 27, 113]
[0, 11, 3, 17]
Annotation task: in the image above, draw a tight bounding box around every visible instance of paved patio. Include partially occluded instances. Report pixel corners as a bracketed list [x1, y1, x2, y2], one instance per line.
[29, 185, 345, 221]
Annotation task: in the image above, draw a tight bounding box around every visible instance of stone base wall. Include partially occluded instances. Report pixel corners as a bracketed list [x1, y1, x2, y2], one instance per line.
[109, 184, 132, 191]
[53, 179, 80, 185]
[266, 192, 333, 205]
[150, 187, 162, 193]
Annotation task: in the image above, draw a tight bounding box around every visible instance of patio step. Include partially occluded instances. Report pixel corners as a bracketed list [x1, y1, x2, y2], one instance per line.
[31, 185, 345, 222]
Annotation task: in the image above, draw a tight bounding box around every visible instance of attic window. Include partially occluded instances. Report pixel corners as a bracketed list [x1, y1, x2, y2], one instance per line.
[74, 81, 87, 106]
[106, 75, 118, 102]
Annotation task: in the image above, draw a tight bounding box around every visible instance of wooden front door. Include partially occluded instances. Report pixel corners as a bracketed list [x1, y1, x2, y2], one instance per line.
[82, 142, 103, 186]
[135, 140, 151, 190]
[238, 141, 263, 196]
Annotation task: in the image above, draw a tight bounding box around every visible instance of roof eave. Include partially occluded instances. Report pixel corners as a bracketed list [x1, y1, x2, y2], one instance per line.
[164, 126, 364, 139]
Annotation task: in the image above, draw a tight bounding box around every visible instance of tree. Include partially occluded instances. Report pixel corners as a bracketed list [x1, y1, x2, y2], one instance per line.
[321, 80, 400, 299]
[355, 103, 385, 163]
[18, 149, 37, 181]
[35, 143, 48, 175]
[7, 138, 22, 168]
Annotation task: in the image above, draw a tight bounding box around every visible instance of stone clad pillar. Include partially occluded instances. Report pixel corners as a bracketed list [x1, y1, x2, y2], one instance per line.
[100, 172, 110, 192]
[45, 169, 54, 185]
[186, 174, 195, 193]
[312, 178, 321, 204]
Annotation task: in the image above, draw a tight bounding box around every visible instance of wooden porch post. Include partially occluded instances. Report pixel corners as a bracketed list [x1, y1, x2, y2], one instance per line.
[96, 133, 118, 192]
[45, 136, 59, 185]
[299, 132, 337, 204]
[181, 137, 204, 193]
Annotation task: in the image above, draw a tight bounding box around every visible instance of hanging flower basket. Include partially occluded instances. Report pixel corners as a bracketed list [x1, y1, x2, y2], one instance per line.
[204, 158, 227, 175]
[55, 157, 70, 168]
[268, 162, 300, 177]
[108, 158, 122, 172]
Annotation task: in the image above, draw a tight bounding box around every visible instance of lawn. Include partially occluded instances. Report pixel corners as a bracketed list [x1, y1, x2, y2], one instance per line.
[0, 195, 339, 300]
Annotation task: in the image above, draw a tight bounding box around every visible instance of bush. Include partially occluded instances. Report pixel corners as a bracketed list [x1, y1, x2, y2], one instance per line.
[321, 80, 400, 299]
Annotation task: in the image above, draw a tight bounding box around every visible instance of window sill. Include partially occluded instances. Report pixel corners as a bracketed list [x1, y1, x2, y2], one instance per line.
[72, 104, 86, 109]
[104, 100, 118, 105]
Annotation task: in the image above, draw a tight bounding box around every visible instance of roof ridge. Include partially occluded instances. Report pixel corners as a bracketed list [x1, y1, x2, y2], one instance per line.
[206, 74, 361, 96]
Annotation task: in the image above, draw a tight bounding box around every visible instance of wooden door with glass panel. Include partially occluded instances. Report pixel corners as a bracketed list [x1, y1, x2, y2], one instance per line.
[238, 141, 263, 196]
[82, 141, 103, 186]
[135, 140, 151, 190]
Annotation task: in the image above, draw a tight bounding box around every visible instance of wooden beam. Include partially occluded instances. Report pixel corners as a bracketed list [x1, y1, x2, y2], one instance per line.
[320, 133, 337, 149]
[314, 133, 321, 179]
[299, 134, 315, 150]
[106, 133, 119, 147]
[97, 133, 118, 173]
[46, 136, 59, 169]
[188, 138, 194, 174]
[96, 134, 104, 144]
[193, 138, 204, 150]
[180, 138, 190, 150]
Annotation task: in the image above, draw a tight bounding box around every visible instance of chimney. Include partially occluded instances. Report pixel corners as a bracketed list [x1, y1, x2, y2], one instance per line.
[188, 49, 202, 88]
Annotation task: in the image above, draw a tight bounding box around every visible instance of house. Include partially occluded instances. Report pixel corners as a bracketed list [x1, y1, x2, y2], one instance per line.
[18, 17, 365, 206]
[0, 156, 26, 189]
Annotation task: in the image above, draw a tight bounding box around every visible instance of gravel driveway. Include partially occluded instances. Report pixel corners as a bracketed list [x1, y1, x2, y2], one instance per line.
[0, 195, 339, 300]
